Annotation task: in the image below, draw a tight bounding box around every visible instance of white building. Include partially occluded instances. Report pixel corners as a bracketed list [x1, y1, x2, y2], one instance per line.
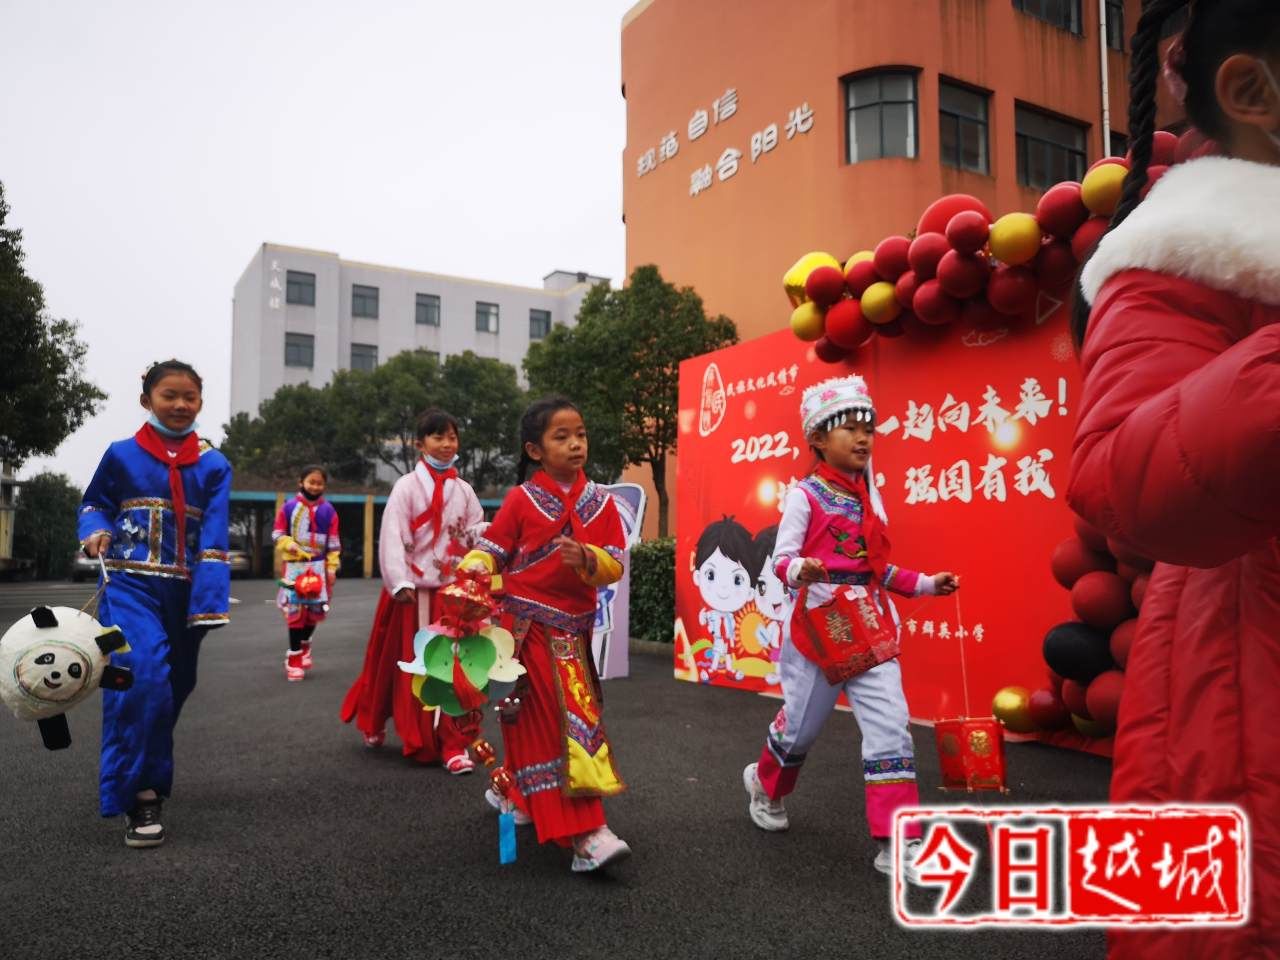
[231, 242, 607, 417]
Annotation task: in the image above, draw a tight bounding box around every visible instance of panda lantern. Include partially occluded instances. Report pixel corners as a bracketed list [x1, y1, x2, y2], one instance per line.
[0, 572, 133, 751]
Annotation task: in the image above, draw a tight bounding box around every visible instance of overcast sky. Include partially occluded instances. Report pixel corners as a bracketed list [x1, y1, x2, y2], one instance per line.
[2, 0, 635, 486]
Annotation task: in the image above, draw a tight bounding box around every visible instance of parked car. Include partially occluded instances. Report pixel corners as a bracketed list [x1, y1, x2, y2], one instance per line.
[71, 551, 98, 582]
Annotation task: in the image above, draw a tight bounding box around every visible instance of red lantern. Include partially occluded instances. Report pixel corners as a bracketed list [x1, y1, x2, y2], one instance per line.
[934, 717, 1007, 791]
[293, 569, 324, 599]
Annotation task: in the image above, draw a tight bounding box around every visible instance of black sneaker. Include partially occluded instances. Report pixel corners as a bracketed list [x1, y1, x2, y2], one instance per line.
[125, 798, 165, 848]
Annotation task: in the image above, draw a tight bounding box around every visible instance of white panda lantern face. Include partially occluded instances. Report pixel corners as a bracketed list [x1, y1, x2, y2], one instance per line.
[15, 642, 94, 704]
[0, 606, 128, 723]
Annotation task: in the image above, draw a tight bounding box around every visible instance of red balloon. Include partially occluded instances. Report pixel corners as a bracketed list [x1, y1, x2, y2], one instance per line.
[1071, 570, 1136, 632]
[1028, 687, 1071, 730]
[1140, 164, 1169, 199]
[987, 265, 1038, 316]
[1151, 130, 1178, 167]
[873, 235, 912, 281]
[1085, 670, 1125, 728]
[844, 259, 882, 298]
[1061, 678, 1091, 719]
[1130, 574, 1149, 610]
[907, 232, 951, 281]
[1106, 538, 1154, 572]
[912, 280, 961, 326]
[876, 315, 907, 338]
[936, 250, 990, 299]
[917, 194, 993, 236]
[945, 210, 990, 254]
[1034, 240, 1078, 289]
[961, 298, 1002, 330]
[1051, 536, 1116, 589]
[1035, 181, 1090, 239]
[825, 299, 873, 349]
[894, 270, 920, 309]
[1110, 618, 1137, 670]
[1115, 562, 1143, 583]
[804, 266, 847, 307]
[813, 336, 850, 363]
[1047, 669, 1065, 695]
[1073, 516, 1109, 553]
[1071, 217, 1110, 261]
[1089, 156, 1129, 173]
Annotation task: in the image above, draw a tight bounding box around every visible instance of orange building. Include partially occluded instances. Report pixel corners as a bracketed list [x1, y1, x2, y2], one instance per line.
[620, 0, 1173, 536]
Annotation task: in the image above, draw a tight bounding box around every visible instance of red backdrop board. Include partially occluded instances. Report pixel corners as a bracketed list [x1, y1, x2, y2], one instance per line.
[674, 309, 1106, 753]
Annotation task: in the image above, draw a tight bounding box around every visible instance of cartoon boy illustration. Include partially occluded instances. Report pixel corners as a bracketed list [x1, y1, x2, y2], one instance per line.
[693, 516, 756, 682]
[751, 525, 794, 686]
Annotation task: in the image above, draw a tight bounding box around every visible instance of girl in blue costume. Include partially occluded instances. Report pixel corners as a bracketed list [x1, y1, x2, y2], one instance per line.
[79, 360, 232, 848]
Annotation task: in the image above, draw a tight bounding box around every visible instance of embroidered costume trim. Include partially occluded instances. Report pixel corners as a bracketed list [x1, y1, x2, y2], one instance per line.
[547, 628, 625, 798]
[515, 758, 565, 796]
[574, 482, 609, 526]
[476, 536, 510, 564]
[800, 475, 863, 519]
[188, 613, 230, 626]
[199, 550, 230, 563]
[521, 482, 563, 522]
[104, 558, 191, 580]
[500, 595, 595, 634]
[863, 756, 917, 782]
[119, 497, 204, 518]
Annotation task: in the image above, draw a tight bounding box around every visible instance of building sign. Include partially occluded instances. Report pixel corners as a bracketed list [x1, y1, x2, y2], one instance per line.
[632, 85, 814, 198]
[268, 258, 284, 311]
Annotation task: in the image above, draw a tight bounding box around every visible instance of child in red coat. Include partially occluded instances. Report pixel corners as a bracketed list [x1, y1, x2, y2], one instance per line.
[460, 396, 630, 873]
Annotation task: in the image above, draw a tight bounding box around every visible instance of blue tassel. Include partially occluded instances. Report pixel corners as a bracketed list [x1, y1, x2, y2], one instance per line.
[498, 812, 517, 864]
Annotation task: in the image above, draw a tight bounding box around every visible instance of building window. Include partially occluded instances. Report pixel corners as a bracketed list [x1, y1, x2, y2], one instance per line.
[529, 308, 552, 340]
[425, 350, 441, 364]
[416, 293, 441, 326]
[845, 71, 917, 164]
[350, 342, 378, 372]
[1105, 0, 1124, 50]
[1015, 104, 1087, 190]
[939, 80, 990, 174]
[284, 332, 314, 368]
[475, 301, 500, 334]
[352, 284, 379, 319]
[1109, 130, 1129, 158]
[1012, 0, 1082, 35]
[286, 270, 315, 306]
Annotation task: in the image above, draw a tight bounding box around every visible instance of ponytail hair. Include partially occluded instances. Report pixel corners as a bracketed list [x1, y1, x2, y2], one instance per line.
[1071, 0, 1280, 348]
[516, 395, 581, 483]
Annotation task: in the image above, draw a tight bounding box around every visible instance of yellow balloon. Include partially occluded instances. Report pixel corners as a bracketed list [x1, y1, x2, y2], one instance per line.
[988, 213, 1043, 266]
[860, 281, 901, 325]
[991, 684, 1037, 733]
[1081, 162, 1128, 216]
[783, 252, 841, 307]
[790, 301, 826, 341]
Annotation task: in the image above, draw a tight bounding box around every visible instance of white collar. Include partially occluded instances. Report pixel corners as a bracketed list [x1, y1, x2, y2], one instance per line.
[1081, 156, 1280, 306]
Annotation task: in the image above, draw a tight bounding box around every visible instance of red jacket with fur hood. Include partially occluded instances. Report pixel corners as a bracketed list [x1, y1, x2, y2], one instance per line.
[1070, 156, 1280, 960]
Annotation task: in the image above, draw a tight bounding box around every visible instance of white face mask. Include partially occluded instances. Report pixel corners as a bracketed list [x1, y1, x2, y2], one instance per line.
[1256, 59, 1280, 158]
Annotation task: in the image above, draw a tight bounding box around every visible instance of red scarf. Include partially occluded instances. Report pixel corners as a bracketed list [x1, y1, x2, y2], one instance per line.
[410, 458, 458, 547]
[134, 423, 201, 567]
[814, 461, 890, 581]
[527, 468, 589, 553]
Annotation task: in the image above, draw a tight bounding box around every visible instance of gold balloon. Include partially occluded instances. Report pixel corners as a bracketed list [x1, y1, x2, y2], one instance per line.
[991, 685, 1037, 733]
[783, 252, 842, 307]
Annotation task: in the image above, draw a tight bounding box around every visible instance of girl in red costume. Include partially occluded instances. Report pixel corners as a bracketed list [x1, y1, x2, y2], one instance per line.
[1070, 2, 1280, 956]
[460, 396, 631, 873]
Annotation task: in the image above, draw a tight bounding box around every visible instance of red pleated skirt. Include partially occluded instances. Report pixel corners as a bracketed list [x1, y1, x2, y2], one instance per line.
[339, 588, 476, 762]
[502, 621, 607, 846]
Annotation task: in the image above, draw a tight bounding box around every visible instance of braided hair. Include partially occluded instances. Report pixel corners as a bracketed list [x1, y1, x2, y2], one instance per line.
[1070, 0, 1280, 348]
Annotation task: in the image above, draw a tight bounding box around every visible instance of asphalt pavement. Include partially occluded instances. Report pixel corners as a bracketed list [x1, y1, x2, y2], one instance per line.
[0, 578, 1109, 960]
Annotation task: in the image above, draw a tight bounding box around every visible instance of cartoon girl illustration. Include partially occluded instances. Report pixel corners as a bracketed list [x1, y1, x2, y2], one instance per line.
[751, 525, 793, 686]
[692, 516, 756, 682]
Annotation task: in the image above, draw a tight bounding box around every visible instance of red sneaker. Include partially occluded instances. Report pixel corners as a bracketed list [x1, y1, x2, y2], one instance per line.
[285, 650, 305, 682]
[300, 641, 314, 670]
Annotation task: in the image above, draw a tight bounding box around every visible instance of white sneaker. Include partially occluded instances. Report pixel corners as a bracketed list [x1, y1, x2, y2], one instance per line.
[742, 762, 789, 831]
[874, 837, 923, 884]
[570, 826, 632, 873]
[484, 788, 532, 826]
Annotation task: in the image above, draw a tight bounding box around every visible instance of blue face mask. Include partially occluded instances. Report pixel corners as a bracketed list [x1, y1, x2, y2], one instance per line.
[425, 454, 459, 471]
[147, 412, 199, 437]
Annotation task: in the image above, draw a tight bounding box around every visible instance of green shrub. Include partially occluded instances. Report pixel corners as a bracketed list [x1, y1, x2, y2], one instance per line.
[629, 537, 675, 643]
